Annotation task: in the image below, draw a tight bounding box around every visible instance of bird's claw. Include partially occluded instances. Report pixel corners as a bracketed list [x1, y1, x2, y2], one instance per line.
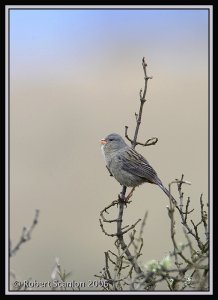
[118, 193, 129, 207]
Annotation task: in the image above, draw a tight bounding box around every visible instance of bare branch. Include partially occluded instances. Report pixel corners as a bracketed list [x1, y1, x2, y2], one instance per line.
[138, 211, 148, 239]
[131, 57, 152, 148]
[99, 218, 118, 237]
[121, 218, 141, 235]
[200, 194, 208, 240]
[125, 126, 133, 143]
[105, 58, 153, 277]
[10, 209, 40, 257]
[100, 200, 119, 223]
[125, 126, 158, 148]
[105, 252, 112, 280]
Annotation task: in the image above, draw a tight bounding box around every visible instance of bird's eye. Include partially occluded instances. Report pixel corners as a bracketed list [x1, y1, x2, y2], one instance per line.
[109, 138, 114, 142]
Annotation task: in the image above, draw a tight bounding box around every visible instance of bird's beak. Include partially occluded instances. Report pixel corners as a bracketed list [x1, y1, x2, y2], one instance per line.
[100, 138, 107, 145]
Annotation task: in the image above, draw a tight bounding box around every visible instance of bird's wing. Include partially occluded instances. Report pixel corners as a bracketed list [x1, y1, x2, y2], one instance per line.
[120, 148, 160, 184]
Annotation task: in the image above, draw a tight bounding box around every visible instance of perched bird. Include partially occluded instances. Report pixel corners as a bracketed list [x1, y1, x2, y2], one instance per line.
[100, 133, 177, 204]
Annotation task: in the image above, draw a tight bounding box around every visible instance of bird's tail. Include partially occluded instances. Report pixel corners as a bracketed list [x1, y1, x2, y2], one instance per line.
[159, 183, 177, 205]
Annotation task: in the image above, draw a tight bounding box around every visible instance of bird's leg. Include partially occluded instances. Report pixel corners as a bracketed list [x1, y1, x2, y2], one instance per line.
[126, 187, 135, 201]
[106, 166, 113, 177]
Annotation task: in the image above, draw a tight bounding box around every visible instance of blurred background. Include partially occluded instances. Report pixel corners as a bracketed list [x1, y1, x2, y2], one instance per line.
[9, 8, 209, 290]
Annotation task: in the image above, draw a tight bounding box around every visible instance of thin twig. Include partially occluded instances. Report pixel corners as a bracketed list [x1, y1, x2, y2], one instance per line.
[116, 187, 143, 274]
[200, 194, 208, 240]
[132, 58, 152, 148]
[99, 218, 118, 237]
[10, 209, 40, 257]
[138, 211, 148, 239]
[125, 126, 158, 147]
[170, 177, 200, 242]
[104, 252, 112, 280]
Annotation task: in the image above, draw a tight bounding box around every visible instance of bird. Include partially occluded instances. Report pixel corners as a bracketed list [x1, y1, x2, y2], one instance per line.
[100, 133, 177, 204]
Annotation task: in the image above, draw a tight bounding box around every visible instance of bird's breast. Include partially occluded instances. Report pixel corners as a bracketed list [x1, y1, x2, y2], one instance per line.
[101, 144, 107, 164]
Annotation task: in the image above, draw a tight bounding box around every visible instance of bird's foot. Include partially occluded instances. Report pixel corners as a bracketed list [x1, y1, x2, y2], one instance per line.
[118, 187, 135, 206]
[118, 193, 126, 203]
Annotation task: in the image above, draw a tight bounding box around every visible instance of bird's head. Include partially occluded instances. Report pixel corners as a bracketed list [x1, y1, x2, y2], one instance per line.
[100, 133, 127, 154]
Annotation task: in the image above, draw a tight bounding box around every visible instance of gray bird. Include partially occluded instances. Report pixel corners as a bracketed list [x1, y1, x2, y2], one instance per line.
[101, 133, 177, 204]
